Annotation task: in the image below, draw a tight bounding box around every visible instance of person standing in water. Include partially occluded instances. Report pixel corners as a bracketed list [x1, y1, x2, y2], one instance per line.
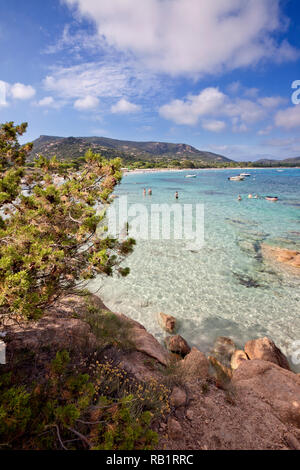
[143, 188, 146, 196]
[175, 191, 179, 200]
[237, 195, 242, 201]
[148, 188, 152, 196]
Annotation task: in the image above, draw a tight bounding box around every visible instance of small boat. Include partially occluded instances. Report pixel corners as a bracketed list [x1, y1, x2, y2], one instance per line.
[185, 174, 197, 178]
[240, 173, 251, 177]
[228, 175, 245, 181]
[265, 196, 278, 202]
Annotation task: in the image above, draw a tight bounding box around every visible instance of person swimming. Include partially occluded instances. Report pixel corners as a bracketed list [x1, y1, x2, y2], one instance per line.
[248, 194, 253, 199]
[237, 195, 242, 201]
[175, 191, 179, 199]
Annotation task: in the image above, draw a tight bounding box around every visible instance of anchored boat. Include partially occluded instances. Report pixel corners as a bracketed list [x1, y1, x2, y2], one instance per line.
[228, 175, 245, 181]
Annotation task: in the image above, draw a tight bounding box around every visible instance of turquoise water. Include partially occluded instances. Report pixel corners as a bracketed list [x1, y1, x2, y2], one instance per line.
[89, 168, 300, 369]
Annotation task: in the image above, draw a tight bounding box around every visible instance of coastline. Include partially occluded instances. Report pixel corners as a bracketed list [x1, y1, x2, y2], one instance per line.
[123, 167, 300, 175]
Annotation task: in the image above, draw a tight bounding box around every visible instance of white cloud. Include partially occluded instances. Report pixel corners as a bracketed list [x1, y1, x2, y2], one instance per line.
[43, 61, 159, 102]
[257, 125, 273, 135]
[64, 0, 299, 76]
[258, 96, 287, 108]
[225, 98, 265, 124]
[38, 96, 54, 106]
[74, 95, 99, 110]
[202, 120, 226, 133]
[159, 87, 278, 130]
[111, 98, 141, 114]
[34, 96, 65, 110]
[10, 83, 36, 100]
[159, 88, 226, 125]
[0, 81, 36, 105]
[275, 106, 300, 129]
[159, 86, 289, 132]
[44, 24, 101, 55]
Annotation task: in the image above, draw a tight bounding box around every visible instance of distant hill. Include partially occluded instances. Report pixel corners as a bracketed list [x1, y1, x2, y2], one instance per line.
[255, 156, 300, 167]
[31, 135, 232, 164]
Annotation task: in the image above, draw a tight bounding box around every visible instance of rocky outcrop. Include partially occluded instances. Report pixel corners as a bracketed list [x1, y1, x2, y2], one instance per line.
[127, 318, 168, 366]
[157, 312, 177, 334]
[5, 315, 97, 354]
[181, 347, 209, 380]
[244, 337, 290, 370]
[232, 360, 300, 427]
[231, 350, 249, 370]
[165, 335, 191, 357]
[4, 294, 168, 367]
[261, 244, 300, 272]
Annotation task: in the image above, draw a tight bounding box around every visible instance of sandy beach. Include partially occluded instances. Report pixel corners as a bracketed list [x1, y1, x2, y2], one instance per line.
[123, 167, 299, 175]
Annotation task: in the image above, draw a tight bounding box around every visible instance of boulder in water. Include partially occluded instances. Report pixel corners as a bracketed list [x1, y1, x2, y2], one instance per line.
[158, 312, 177, 334]
[211, 336, 236, 367]
[244, 337, 290, 370]
[165, 335, 191, 357]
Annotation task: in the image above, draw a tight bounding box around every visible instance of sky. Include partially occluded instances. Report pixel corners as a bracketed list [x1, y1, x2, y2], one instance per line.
[0, 0, 300, 161]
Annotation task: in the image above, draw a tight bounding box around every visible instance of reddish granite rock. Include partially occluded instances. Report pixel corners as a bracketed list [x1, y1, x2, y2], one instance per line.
[244, 337, 290, 370]
[165, 335, 191, 357]
[181, 347, 209, 380]
[232, 359, 300, 427]
[158, 312, 177, 334]
[231, 350, 249, 370]
[261, 245, 300, 273]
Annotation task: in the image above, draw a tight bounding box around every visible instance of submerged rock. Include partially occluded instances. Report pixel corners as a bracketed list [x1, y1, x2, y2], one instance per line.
[211, 336, 236, 367]
[158, 312, 177, 334]
[231, 350, 249, 370]
[244, 337, 290, 371]
[209, 356, 233, 382]
[261, 244, 300, 272]
[165, 335, 191, 357]
[233, 272, 264, 289]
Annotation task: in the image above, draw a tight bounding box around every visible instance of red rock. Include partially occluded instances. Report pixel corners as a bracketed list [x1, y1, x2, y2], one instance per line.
[231, 350, 249, 370]
[165, 335, 191, 357]
[244, 337, 290, 370]
[181, 346, 209, 379]
[232, 359, 300, 426]
[158, 312, 177, 334]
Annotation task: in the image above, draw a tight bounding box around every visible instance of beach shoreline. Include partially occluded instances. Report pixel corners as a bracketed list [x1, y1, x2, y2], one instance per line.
[123, 167, 300, 175]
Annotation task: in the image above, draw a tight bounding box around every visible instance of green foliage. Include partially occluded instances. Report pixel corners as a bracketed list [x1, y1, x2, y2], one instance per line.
[0, 350, 166, 450]
[83, 303, 134, 350]
[0, 122, 135, 320]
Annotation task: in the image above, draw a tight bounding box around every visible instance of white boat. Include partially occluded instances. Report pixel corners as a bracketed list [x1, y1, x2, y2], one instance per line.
[240, 173, 251, 177]
[185, 174, 197, 178]
[228, 175, 245, 181]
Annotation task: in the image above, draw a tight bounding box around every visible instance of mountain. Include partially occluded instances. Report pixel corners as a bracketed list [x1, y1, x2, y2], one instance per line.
[255, 156, 300, 167]
[31, 135, 232, 164]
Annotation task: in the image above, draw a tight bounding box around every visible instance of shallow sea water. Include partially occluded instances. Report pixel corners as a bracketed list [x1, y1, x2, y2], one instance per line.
[89, 168, 300, 370]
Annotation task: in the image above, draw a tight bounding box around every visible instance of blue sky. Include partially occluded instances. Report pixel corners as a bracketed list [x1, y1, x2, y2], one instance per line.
[1, 0, 300, 161]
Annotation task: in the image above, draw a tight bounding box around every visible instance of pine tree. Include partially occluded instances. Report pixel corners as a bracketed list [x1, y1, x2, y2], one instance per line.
[0, 122, 135, 321]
